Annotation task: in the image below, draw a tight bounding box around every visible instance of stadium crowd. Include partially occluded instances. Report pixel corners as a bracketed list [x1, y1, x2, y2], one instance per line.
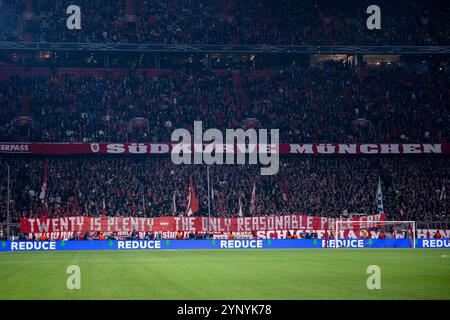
[230, 0, 449, 45]
[0, 0, 448, 45]
[32, 0, 136, 43]
[0, 0, 23, 41]
[133, 0, 236, 44]
[0, 61, 448, 143]
[0, 156, 448, 224]
[0, 0, 448, 235]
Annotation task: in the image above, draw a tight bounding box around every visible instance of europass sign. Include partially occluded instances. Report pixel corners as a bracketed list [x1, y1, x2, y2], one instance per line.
[1, 239, 449, 252]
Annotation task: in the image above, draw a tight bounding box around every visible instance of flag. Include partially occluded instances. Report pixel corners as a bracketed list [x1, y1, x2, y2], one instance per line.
[172, 191, 177, 216]
[142, 192, 146, 214]
[281, 178, 288, 201]
[72, 183, 79, 215]
[39, 160, 49, 202]
[332, 175, 336, 207]
[102, 198, 106, 217]
[440, 179, 446, 201]
[238, 192, 243, 217]
[185, 177, 199, 216]
[43, 200, 50, 218]
[219, 191, 225, 214]
[249, 182, 256, 215]
[210, 176, 214, 215]
[210, 173, 214, 200]
[332, 175, 336, 195]
[376, 177, 384, 213]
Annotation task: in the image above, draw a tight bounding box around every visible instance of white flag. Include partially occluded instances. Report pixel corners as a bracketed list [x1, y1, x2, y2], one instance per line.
[376, 177, 384, 213]
[250, 182, 256, 215]
[172, 192, 177, 216]
[39, 160, 49, 202]
[238, 193, 243, 217]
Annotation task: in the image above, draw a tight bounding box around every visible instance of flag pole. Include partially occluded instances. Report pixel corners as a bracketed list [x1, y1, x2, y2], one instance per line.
[207, 165, 211, 234]
[6, 164, 10, 240]
[142, 187, 145, 216]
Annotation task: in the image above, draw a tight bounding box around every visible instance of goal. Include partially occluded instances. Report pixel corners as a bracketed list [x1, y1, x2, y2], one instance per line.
[334, 219, 416, 248]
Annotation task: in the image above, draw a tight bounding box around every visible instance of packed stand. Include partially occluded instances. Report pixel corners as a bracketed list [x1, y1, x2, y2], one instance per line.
[315, 0, 440, 45]
[0, 156, 448, 224]
[1, 0, 448, 45]
[240, 61, 449, 143]
[33, 0, 136, 43]
[0, 0, 23, 41]
[227, 0, 449, 45]
[0, 61, 448, 143]
[0, 68, 241, 142]
[133, 0, 236, 44]
[229, 0, 324, 45]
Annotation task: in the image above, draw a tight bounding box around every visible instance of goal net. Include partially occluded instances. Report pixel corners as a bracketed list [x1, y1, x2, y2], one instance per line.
[333, 219, 416, 248]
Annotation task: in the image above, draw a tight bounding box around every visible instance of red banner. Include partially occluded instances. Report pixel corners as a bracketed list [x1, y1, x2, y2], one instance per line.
[23, 228, 449, 241]
[1, 142, 448, 155]
[20, 214, 385, 233]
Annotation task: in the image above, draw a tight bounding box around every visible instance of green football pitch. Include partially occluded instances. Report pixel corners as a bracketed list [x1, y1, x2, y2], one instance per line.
[0, 249, 449, 300]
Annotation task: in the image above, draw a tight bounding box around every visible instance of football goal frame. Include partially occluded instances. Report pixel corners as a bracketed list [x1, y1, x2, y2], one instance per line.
[334, 219, 416, 248]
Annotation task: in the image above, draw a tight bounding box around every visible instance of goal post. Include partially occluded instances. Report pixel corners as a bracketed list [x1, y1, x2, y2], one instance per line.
[334, 219, 416, 248]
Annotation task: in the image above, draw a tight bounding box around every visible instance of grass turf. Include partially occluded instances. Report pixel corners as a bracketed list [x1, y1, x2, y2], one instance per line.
[0, 249, 449, 300]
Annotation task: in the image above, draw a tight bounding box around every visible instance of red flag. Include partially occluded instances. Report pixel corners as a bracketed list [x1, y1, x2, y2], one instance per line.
[185, 177, 199, 216]
[39, 160, 49, 203]
[219, 191, 225, 215]
[42, 200, 50, 218]
[407, 222, 415, 248]
[250, 182, 256, 215]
